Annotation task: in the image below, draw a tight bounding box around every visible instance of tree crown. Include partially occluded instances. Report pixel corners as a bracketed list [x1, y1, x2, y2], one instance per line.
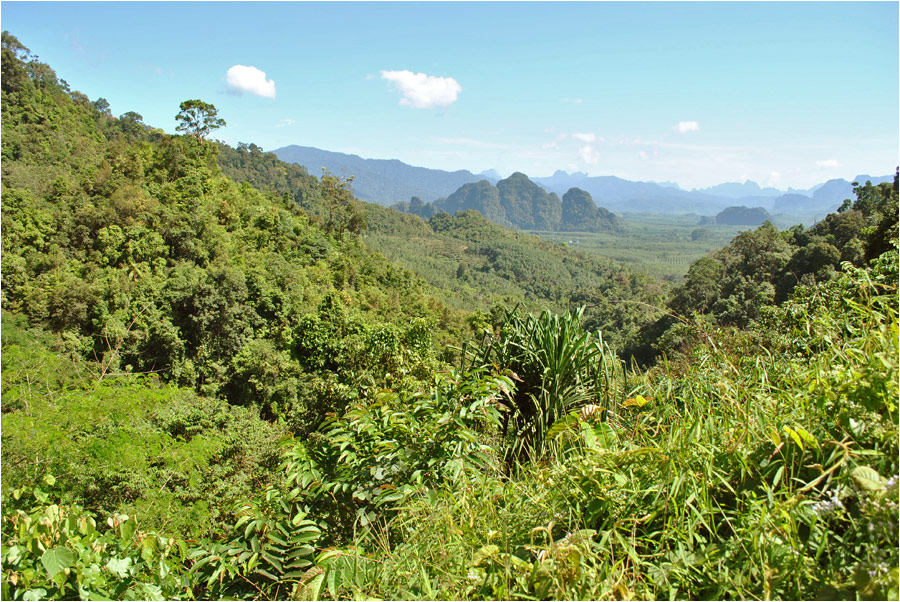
[175, 99, 225, 140]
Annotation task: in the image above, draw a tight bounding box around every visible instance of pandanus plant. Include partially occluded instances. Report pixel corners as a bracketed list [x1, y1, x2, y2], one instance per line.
[463, 306, 622, 465]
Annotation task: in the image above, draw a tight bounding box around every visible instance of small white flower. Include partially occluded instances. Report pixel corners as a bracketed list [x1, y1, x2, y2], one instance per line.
[812, 490, 844, 516]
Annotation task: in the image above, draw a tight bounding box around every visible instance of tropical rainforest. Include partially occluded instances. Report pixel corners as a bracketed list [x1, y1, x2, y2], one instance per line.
[2, 32, 898, 601]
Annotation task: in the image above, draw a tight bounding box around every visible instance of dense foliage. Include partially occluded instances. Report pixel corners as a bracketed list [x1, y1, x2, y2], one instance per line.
[216, 142, 322, 215]
[2, 31, 897, 602]
[634, 174, 899, 363]
[1, 32, 457, 436]
[363, 205, 664, 351]
[1, 313, 286, 541]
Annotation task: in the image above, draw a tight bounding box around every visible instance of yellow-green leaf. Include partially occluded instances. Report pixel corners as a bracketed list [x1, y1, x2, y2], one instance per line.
[783, 426, 803, 451]
[622, 395, 649, 408]
[471, 545, 499, 567]
[851, 466, 884, 491]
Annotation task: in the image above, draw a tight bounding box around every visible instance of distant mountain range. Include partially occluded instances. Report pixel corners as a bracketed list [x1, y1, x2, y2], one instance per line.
[273, 145, 493, 206]
[531, 171, 893, 218]
[273, 145, 891, 221]
[531, 171, 726, 214]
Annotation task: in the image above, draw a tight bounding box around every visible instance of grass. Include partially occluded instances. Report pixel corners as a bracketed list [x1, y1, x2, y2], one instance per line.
[307, 255, 899, 601]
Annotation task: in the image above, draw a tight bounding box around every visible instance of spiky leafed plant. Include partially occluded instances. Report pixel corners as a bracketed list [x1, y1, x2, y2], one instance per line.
[464, 306, 621, 465]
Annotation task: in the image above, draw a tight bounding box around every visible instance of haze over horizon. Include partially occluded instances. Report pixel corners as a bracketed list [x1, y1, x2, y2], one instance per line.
[4, 1, 897, 190]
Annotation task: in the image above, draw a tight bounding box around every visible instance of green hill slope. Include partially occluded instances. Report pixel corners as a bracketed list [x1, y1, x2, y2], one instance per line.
[363, 204, 663, 349]
[0, 32, 461, 434]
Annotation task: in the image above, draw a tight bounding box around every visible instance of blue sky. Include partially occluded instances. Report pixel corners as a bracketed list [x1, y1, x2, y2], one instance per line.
[3, 1, 897, 189]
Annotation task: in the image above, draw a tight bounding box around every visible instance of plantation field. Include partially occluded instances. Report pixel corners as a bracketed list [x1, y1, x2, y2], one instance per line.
[531, 212, 800, 281]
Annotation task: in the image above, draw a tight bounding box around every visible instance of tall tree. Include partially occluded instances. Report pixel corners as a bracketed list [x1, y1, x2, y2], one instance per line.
[175, 99, 225, 140]
[320, 170, 367, 237]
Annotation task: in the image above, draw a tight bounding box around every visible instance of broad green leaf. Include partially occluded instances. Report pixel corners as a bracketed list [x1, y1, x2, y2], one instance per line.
[41, 546, 74, 578]
[23, 589, 48, 601]
[106, 557, 132, 578]
[140, 538, 156, 562]
[119, 516, 136, 543]
[77, 515, 97, 536]
[6, 546, 22, 565]
[142, 584, 165, 601]
[34, 488, 49, 504]
[301, 571, 325, 601]
[851, 466, 884, 491]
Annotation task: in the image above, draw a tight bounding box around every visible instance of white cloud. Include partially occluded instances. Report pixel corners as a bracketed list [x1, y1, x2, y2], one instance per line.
[380, 70, 461, 108]
[639, 150, 649, 160]
[226, 65, 276, 98]
[561, 97, 584, 104]
[579, 145, 601, 165]
[572, 132, 597, 143]
[815, 159, 840, 168]
[676, 120, 700, 133]
[277, 119, 296, 128]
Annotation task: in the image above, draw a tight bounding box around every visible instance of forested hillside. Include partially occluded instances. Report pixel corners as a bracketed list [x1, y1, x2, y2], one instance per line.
[362, 204, 661, 350]
[2, 32, 897, 602]
[633, 175, 899, 363]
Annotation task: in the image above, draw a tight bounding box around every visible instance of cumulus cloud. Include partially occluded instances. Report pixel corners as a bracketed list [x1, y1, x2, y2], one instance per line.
[381, 70, 462, 108]
[226, 65, 276, 98]
[277, 119, 296, 128]
[676, 121, 700, 133]
[815, 159, 840, 168]
[572, 132, 597, 143]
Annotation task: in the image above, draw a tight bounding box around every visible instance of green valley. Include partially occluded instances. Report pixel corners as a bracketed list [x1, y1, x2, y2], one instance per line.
[1, 29, 897, 602]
